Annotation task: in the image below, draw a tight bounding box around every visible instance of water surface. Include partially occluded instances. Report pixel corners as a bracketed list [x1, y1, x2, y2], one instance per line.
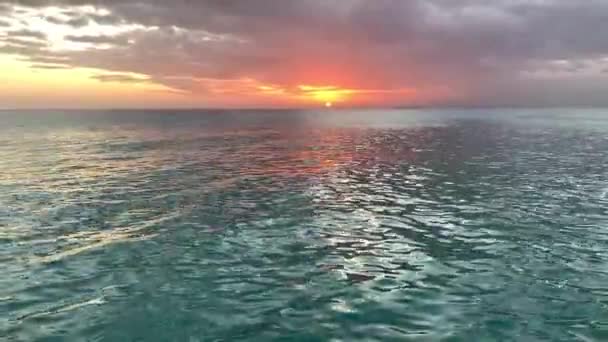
[1, 109, 608, 341]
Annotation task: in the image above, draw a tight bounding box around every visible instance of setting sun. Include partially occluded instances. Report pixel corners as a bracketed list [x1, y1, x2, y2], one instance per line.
[297, 85, 354, 105]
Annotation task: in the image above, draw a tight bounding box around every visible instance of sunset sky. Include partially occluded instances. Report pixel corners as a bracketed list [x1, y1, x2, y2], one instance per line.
[1, 0, 608, 108]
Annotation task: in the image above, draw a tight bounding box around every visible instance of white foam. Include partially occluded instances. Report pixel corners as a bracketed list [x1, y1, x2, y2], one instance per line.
[17, 296, 106, 321]
[30, 211, 185, 264]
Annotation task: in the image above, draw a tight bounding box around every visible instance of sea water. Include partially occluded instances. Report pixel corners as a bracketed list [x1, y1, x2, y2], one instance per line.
[1, 109, 607, 341]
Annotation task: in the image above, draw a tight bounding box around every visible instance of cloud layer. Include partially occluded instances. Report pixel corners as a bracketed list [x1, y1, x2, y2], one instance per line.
[1, 0, 608, 106]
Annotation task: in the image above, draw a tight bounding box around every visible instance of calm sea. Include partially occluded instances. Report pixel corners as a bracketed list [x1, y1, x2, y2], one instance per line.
[1, 109, 607, 341]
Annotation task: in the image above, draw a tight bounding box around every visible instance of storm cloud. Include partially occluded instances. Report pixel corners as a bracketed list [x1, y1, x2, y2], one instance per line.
[1, 0, 608, 106]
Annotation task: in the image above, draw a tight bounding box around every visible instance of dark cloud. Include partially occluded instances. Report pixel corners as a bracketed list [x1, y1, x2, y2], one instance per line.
[91, 73, 149, 83]
[0, 28, 50, 58]
[1, 0, 608, 105]
[64, 34, 129, 45]
[26, 54, 69, 63]
[41, 11, 121, 27]
[1, 36, 48, 48]
[0, 43, 44, 55]
[44, 14, 89, 27]
[87, 13, 122, 26]
[7, 28, 46, 40]
[29, 63, 70, 69]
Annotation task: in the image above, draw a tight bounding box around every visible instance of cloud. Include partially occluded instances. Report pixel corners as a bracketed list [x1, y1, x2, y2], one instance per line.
[64, 34, 129, 45]
[29, 63, 70, 69]
[23, 54, 71, 64]
[91, 73, 149, 83]
[42, 11, 122, 27]
[0, 41, 47, 55]
[1, 0, 608, 106]
[87, 13, 122, 26]
[44, 14, 89, 27]
[6, 28, 46, 40]
[1, 36, 48, 48]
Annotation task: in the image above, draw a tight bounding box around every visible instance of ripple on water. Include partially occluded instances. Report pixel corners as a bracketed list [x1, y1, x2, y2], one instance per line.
[2, 110, 608, 341]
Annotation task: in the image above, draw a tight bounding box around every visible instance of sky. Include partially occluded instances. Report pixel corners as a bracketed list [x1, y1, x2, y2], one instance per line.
[1, 0, 608, 108]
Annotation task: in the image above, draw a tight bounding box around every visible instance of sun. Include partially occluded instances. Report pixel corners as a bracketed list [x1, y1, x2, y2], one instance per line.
[297, 85, 353, 107]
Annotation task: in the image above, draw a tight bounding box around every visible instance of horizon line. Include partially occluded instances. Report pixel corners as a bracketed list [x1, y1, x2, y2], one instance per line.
[1, 104, 608, 112]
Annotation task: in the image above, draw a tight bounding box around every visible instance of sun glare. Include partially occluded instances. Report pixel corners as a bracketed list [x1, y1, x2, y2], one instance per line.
[297, 85, 354, 106]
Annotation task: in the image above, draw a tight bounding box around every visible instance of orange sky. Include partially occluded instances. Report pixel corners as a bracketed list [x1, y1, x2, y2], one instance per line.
[0, 54, 425, 108]
[1, 1, 608, 108]
[0, 55, 183, 108]
[0, 3, 454, 109]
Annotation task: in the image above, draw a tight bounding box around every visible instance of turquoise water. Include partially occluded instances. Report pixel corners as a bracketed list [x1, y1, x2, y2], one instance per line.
[1, 109, 608, 341]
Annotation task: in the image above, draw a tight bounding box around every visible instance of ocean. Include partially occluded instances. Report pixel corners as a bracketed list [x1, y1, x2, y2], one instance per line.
[1, 109, 607, 341]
